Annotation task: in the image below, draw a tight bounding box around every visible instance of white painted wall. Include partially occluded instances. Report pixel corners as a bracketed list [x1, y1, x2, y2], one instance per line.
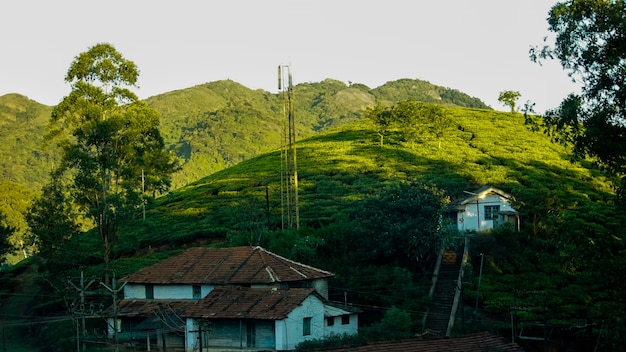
[324, 314, 358, 337]
[312, 279, 329, 300]
[275, 295, 325, 350]
[457, 194, 516, 232]
[123, 283, 214, 299]
[185, 318, 197, 351]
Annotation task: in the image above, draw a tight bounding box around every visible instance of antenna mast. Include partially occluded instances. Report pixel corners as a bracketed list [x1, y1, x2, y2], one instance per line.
[278, 65, 299, 230]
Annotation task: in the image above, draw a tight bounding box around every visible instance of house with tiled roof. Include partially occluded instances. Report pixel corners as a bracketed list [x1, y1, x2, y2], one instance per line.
[447, 186, 519, 232]
[107, 246, 359, 351]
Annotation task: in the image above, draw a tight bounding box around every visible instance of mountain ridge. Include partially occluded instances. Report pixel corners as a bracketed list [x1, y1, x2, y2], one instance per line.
[0, 77, 490, 192]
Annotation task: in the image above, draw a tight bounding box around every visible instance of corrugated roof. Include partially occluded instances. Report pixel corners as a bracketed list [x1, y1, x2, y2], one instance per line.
[305, 331, 524, 352]
[182, 286, 316, 320]
[122, 246, 334, 285]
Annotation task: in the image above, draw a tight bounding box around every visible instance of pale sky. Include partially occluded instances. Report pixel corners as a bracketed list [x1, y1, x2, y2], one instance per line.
[2, 0, 578, 113]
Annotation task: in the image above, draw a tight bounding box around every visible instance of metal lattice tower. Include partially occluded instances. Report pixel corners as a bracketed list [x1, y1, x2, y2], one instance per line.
[278, 65, 299, 230]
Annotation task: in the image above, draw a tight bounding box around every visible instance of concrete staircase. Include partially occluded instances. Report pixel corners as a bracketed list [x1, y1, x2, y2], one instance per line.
[423, 247, 464, 337]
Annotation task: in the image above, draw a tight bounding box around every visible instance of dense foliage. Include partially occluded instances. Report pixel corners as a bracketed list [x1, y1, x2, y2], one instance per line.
[1, 98, 620, 350]
[1, 35, 623, 348]
[42, 43, 178, 280]
[529, 0, 626, 198]
[497, 90, 521, 112]
[522, 1, 626, 347]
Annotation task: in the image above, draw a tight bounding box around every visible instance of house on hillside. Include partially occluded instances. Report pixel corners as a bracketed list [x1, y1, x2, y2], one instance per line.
[106, 246, 359, 351]
[446, 186, 519, 232]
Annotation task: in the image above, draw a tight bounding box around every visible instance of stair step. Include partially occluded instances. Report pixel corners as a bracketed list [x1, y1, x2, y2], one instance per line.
[424, 246, 465, 334]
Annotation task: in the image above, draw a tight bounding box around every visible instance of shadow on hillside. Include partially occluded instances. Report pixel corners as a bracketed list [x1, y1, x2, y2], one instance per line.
[473, 155, 613, 201]
[119, 129, 615, 253]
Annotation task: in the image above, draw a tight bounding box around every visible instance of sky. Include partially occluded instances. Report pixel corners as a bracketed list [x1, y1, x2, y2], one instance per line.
[2, 0, 579, 114]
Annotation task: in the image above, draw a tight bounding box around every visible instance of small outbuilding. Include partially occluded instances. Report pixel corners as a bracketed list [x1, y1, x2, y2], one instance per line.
[447, 186, 519, 232]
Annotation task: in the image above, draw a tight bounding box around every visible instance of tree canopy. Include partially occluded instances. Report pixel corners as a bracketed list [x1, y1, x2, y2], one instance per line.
[497, 90, 521, 113]
[530, 0, 626, 197]
[42, 43, 178, 280]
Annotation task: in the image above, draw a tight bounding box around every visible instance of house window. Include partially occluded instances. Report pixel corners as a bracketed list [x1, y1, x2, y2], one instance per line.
[326, 317, 335, 326]
[446, 212, 458, 225]
[341, 315, 350, 325]
[246, 321, 256, 347]
[303, 317, 311, 336]
[145, 284, 154, 299]
[192, 285, 201, 299]
[484, 205, 500, 220]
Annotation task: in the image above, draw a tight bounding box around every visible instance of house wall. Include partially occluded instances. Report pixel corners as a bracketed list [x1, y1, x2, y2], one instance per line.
[123, 283, 214, 299]
[324, 313, 358, 337]
[312, 278, 329, 300]
[275, 295, 325, 350]
[457, 194, 516, 232]
[185, 318, 276, 351]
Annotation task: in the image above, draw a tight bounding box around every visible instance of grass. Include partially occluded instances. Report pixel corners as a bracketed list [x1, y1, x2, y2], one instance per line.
[87, 105, 615, 276]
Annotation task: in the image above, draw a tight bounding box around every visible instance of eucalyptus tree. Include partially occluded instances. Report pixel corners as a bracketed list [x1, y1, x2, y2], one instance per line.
[44, 43, 177, 281]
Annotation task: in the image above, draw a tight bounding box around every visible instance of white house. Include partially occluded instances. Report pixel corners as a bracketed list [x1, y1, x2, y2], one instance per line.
[107, 246, 359, 351]
[446, 186, 519, 232]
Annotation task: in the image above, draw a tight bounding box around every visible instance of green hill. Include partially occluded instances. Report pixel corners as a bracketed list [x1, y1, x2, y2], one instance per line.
[3, 100, 624, 350]
[109, 106, 611, 251]
[0, 94, 54, 189]
[0, 78, 490, 193]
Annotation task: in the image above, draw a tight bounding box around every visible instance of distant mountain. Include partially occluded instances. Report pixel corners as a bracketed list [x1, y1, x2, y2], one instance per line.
[145, 78, 490, 188]
[0, 94, 53, 190]
[0, 78, 490, 192]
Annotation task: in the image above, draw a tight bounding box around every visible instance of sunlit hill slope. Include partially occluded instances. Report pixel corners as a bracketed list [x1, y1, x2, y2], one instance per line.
[106, 106, 612, 259]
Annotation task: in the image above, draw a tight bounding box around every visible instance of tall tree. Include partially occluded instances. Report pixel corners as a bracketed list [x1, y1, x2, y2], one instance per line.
[27, 174, 82, 270]
[529, 0, 626, 197]
[528, 2, 626, 347]
[0, 221, 15, 265]
[497, 90, 521, 113]
[45, 43, 177, 281]
[365, 104, 395, 147]
[0, 181, 34, 260]
[351, 181, 450, 270]
[394, 100, 423, 150]
[394, 101, 448, 149]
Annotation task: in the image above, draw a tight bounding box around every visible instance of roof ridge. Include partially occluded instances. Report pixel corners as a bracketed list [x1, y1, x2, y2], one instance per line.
[257, 246, 333, 277]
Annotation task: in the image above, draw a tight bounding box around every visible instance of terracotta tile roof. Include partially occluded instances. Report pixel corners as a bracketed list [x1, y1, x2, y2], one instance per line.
[183, 286, 317, 320]
[122, 246, 334, 285]
[112, 287, 316, 321]
[310, 332, 524, 352]
[113, 299, 192, 318]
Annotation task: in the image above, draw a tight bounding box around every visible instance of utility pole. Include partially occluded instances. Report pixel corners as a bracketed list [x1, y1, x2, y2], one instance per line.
[278, 64, 299, 230]
[68, 267, 96, 352]
[101, 272, 126, 352]
[142, 169, 146, 220]
[475, 253, 484, 312]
